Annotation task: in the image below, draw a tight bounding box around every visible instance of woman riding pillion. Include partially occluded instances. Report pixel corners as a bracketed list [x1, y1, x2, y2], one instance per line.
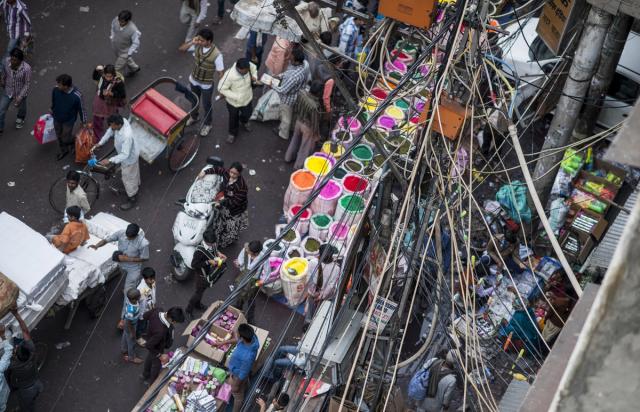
[197, 161, 248, 249]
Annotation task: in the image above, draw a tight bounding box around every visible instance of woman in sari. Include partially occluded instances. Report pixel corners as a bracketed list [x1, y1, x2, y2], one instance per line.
[92, 64, 126, 139]
[198, 162, 249, 248]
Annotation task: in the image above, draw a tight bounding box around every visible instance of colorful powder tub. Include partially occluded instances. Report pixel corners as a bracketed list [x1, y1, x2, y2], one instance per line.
[371, 87, 389, 102]
[304, 155, 334, 177]
[343, 158, 364, 174]
[334, 194, 366, 224]
[328, 222, 351, 244]
[301, 236, 322, 258]
[263, 238, 284, 257]
[280, 257, 309, 306]
[259, 257, 284, 285]
[342, 173, 370, 196]
[321, 141, 346, 159]
[376, 115, 396, 131]
[337, 116, 362, 134]
[309, 213, 333, 241]
[282, 170, 317, 215]
[352, 144, 373, 165]
[311, 179, 343, 216]
[287, 204, 312, 235]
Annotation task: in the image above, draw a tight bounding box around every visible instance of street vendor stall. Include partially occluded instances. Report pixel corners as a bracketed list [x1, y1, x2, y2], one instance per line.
[132, 301, 271, 412]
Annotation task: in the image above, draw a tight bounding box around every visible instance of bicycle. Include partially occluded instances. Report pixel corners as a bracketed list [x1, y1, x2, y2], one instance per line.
[48, 146, 117, 215]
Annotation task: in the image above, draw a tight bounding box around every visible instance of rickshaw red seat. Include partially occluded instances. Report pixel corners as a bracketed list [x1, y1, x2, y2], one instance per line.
[131, 88, 188, 136]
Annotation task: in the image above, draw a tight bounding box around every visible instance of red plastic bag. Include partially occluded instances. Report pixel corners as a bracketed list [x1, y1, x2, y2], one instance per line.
[75, 124, 95, 164]
[34, 114, 56, 144]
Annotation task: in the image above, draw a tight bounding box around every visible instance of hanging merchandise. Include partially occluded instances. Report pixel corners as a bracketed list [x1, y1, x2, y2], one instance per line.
[496, 181, 532, 223]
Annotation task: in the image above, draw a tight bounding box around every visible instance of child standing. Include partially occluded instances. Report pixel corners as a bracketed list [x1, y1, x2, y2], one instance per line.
[136, 267, 157, 346]
[121, 288, 143, 364]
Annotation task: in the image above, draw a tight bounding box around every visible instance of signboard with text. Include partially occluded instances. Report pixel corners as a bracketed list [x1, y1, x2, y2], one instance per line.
[536, 0, 585, 54]
[364, 296, 398, 332]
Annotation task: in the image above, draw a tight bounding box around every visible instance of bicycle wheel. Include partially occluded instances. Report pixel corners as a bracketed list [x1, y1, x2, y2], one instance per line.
[49, 172, 100, 214]
[168, 132, 200, 172]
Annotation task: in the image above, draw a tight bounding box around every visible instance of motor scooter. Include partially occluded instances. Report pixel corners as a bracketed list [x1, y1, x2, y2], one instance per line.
[170, 156, 224, 281]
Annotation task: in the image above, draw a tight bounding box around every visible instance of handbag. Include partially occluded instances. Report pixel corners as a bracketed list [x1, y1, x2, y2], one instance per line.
[33, 114, 56, 144]
[75, 124, 95, 163]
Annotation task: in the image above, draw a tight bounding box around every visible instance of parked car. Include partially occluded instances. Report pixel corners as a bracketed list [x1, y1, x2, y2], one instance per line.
[499, 17, 640, 130]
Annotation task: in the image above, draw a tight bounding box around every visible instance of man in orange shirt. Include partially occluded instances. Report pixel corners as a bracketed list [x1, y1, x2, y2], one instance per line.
[51, 206, 89, 254]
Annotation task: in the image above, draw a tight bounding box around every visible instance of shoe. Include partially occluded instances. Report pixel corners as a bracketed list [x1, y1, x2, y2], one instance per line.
[199, 125, 212, 137]
[56, 150, 69, 161]
[241, 122, 252, 132]
[124, 355, 144, 364]
[15, 118, 24, 129]
[186, 117, 197, 127]
[117, 319, 124, 330]
[195, 302, 207, 311]
[127, 67, 141, 77]
[136, 338, 147, 347]
[120, 196, 137, 211]
[226, 134, 235, 144]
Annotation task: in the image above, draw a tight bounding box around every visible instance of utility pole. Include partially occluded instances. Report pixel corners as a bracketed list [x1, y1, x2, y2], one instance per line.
[531, 6, 612, 206]
[573, 14, 633, 140]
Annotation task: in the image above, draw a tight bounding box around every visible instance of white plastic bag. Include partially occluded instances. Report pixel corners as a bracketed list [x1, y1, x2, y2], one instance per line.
[250, 89, 281, 122]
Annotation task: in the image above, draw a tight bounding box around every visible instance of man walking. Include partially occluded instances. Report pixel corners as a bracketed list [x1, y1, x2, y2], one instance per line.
[90, 223, 149, 328]
[50, 73, 87, 160]
[271, 48, 309, 140]
[0, 0, 31, 56]
[92, 114, 140, 210]
[141, 307, 185, 385]
[180, 28, 223, 137]
[218, 58, 257, 144]
[0, 47, 30, 134]
[179, 0, 207, 46]
[110, 10, 141, 76]
[186, 230, 226, 318]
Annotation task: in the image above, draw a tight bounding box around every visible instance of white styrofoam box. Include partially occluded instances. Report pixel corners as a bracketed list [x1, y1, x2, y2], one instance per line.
[0, 212, 65, 298]
[129, 119, 166, 164]
[58, 255, 102, 305]
[68, 234, 118, 280]
[230, 0, 302, 42]
[85, 212, 131, 240]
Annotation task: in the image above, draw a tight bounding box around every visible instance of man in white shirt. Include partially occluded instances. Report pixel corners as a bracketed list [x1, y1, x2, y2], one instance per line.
[218, 58, 258, 143]
[110, 10, 141, 76]
[233, 240, 266, 323]
[179, 0, 208, 45]
[64, 170, 90, 222]
[136, 267, 156, 345]
[92, 114, 141, 210]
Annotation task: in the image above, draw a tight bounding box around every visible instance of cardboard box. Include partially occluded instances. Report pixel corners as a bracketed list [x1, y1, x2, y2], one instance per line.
[588, 159, 626, 188]
[182, 301, 247, 363]
[224, 324, 270, 369]
[560, 230, 594, 264]
[575, 170, 619, 203]
[418, 95, 469, 140]
[378, 0, 437, 30]
[568, 208, 608, 241]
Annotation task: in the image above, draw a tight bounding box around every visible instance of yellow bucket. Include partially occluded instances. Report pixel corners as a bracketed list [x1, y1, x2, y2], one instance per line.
[321, 141, 345, 159]
[304, 155, 334, 177]
[385, 106, 405, 121]
[362, 97, 378, 112]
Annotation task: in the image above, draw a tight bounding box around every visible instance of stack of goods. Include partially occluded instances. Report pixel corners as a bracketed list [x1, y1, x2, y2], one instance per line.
[147, 355, 226, 412]
[551, 148, 626, 264]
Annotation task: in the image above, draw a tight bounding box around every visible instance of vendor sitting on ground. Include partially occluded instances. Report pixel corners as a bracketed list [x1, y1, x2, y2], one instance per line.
[499, 298, 543, 356]
[50, 206, 90, 254]
[487, 229, 527, 274]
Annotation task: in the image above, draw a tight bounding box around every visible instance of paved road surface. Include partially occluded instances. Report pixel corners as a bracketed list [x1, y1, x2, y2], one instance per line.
[0, 1, 304, 410]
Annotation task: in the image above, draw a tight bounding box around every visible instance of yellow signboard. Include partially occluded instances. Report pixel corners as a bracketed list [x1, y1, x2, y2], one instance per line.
[536, 0, 579, 54]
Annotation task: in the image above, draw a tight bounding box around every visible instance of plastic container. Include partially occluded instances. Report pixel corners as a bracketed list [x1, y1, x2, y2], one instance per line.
[260, 257, 283, 284]
[371, 87, 388, 102]
[328, 222, 350, 244]
[334, 194, 366, 224]
[287, 204, 312, 235]
[282, 170, 317, 215]
[376, 115, 396, 131]
[332, 166, 348, 182]
[280, 257, 310, 306]
[343, 158, 364, 174]
[352, 144, 373, 165]
[263, 238, 284, 257]
[385, 106, 405, 122]
[285, 245, 304, 259]
[278, 227, 301, 247]
[332, 130, 355, 148]
[310, 179, 343, 216]
[309, 213, 333, 241]
[342, 173, 370, 196]
[304, 155, 334, 177]
[321, 141, 345, 159]
[301, 236, 322, 258]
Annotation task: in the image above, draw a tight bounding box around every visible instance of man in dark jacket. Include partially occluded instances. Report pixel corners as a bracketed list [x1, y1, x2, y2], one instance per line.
[185, 229, 226, 318]
[140, 306, 185, 385]
[7, 306, 43, 412]
[50, 73, 87, 160]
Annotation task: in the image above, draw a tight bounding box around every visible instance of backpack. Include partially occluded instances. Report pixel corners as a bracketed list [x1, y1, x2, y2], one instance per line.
[408, 366, 431, 401]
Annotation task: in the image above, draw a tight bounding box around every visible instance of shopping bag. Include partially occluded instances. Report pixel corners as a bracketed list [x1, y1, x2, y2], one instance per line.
[34, 114, 57, 144]
[216, 383, 232, 402]
[250, 89, 280, 122]
[75, 124, 95, 163]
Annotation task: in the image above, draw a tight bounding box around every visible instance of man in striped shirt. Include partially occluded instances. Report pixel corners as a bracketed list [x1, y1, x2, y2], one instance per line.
[51, 74, 87, 160]
[0, 0, 31, 56]
[271, 48, 309, 140]
[0, 47, 30, 133]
